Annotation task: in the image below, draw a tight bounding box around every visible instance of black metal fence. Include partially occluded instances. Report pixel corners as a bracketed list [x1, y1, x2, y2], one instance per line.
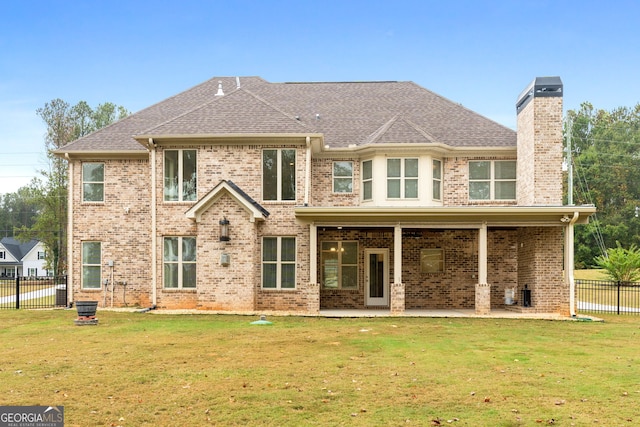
[0, 276, 68, 309]
[576, 279, 640, 315]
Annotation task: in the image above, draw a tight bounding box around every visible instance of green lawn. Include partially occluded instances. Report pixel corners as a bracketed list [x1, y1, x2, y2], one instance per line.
[0, 310, 638, 426]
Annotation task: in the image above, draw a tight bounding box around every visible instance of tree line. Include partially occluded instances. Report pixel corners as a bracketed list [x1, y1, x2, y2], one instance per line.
[1, 100, 128, 276]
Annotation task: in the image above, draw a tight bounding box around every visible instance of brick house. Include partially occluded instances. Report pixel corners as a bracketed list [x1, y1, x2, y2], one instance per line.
[55, 76, 595, 315]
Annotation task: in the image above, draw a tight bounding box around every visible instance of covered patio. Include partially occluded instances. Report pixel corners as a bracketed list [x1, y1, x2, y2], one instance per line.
[297, 205, 596, 316]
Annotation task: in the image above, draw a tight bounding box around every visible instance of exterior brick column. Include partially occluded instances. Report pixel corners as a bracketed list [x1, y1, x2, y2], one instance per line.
[390, 282, 405, 315]
[475, 283, 491, 315]
[305, 282, 320, 314]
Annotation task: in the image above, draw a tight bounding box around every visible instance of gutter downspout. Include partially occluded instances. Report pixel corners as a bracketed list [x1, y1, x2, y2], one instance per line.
[566, 211, 579, 316]
[304, 136, 311, 206]
[65, 153, 73, 306]
[149, 139, 158, 306]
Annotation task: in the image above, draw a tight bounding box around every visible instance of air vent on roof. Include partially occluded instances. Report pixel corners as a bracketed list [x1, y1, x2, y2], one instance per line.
[215, 81, 224, 97]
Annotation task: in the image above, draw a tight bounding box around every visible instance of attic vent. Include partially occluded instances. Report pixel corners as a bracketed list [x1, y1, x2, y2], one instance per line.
[215, 81, 224, 97]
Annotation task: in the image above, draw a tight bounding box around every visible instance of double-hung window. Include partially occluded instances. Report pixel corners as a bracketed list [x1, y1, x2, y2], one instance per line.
[333, 161, 353, 193]
[0, 251, 5, 259]
[82, 163, 104, 202]
[321, 241, 358, 289]
[469, 160, 516, 200]
[163, 237, 197, 289]
[362, 160, 373, 200]
[262, 237, 296, 289]
[263, 149, 296, 201]
[432, 159, 442, 201]
[387, 158, 418, 199]
[82, 241, 101, 289]
[38, 251, 45, 260]
[164, 150, 197, 201]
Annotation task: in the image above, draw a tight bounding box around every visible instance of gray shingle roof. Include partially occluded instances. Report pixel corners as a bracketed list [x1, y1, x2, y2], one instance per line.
[57, 77, 515, 153]
[0, 237, 38, 261]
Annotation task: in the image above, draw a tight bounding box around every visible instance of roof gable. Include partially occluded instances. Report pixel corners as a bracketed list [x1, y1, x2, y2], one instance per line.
[0, 237, 39, 262]
[365, 115, 436, 145]
[185, 180, 269, 223]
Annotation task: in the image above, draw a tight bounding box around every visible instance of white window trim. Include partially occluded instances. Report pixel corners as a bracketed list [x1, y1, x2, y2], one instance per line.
[163, 236, 197, 289]
[432, 159, 442, 201]
[262, 149, 297, 201]
[469, 160, 517, 201]
[262, 236, 297, 289]
[332, 161, 354, 194]
[82, 162, 105, 202]
[164, 149, 197, 202]
[81, 241, 101, 289]
[361, 159, 373, 201]
[386, 158, 419, 199]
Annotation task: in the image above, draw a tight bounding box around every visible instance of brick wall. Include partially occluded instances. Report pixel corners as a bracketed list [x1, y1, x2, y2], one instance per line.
[517, 97, 563, 205]
[517, 227, 567, 313]
[316, 228, 519, 310]
[71, 158, 152, 307]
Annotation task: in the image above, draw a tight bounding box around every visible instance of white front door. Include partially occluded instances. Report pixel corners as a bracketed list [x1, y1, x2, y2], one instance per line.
[365, 249, 389, 306]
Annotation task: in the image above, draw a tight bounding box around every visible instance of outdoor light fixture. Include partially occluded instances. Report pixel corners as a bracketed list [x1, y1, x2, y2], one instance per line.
[219, 217, 230, 242]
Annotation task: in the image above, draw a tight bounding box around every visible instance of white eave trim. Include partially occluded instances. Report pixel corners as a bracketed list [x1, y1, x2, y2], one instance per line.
[294, 205, 596, 226]
[185, 181, 268, 223]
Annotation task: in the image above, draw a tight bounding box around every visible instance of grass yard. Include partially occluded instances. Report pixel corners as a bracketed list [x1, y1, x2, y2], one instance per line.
[1, 310, 639, 426]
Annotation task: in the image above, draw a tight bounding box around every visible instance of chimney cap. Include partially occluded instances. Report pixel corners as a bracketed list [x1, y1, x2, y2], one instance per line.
[516, 76, 563, 113]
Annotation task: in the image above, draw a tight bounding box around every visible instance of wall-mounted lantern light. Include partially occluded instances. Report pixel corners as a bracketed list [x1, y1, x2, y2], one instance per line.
[219, 217, 230, 242]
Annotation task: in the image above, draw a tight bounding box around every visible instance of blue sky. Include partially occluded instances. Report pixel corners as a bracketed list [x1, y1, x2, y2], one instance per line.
[1, 0, 639, 194]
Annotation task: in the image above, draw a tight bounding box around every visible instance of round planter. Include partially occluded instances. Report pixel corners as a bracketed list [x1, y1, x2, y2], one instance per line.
[76, 300, 98, 317]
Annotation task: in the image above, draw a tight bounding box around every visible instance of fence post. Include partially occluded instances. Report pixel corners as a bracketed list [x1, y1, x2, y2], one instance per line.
[617, 281, 621, 315]
[15, 276, 20, 309]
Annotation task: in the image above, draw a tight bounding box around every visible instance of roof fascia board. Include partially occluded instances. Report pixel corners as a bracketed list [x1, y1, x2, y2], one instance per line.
[295, 206, 596, 225]
[54, 150, 149, 160]
[313, 143, 516, 158]
[135, 133, 322, 145]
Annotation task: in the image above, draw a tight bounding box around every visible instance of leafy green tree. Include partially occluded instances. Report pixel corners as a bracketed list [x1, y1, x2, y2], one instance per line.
[594, 242, 640, 283]
[566, 102, 640, 268]
[16, 99, 129, 275]
[0, 182, 40, 238]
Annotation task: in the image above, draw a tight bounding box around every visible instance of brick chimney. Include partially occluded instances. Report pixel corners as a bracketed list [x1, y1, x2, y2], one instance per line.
[515, 77, 563, 206]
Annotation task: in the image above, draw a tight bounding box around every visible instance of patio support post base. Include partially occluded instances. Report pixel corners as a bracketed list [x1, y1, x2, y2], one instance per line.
[475, 283, 491, 315]
[390, 282, 405, 315]
[306, 282, 320, 314]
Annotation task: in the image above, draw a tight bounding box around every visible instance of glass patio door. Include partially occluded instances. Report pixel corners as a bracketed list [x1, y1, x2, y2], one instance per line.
[365, 249, 389, 306]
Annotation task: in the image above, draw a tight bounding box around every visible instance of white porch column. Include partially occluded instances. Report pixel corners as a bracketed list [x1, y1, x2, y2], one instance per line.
[475, 222, 491, 315]
[391, 224, 405, 314]
[307, 222, 319, 314]
[309, 223, 317, 283]
[394, 224, 402, 285]
[565, 212, 579, 316]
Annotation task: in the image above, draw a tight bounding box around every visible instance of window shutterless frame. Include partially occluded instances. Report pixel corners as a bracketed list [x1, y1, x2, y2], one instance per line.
[469, 160, 516, 200]
[82, 162, 105, 202]
[262, 236, 296, 289]
[262, 149, 296, 201]
[164, 150, 197, 202]
[81, 241, 101, 289]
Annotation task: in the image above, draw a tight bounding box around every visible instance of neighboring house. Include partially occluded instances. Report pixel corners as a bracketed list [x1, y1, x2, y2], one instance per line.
[55, 76, 595, 315]
[0, 237, 48, 278]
